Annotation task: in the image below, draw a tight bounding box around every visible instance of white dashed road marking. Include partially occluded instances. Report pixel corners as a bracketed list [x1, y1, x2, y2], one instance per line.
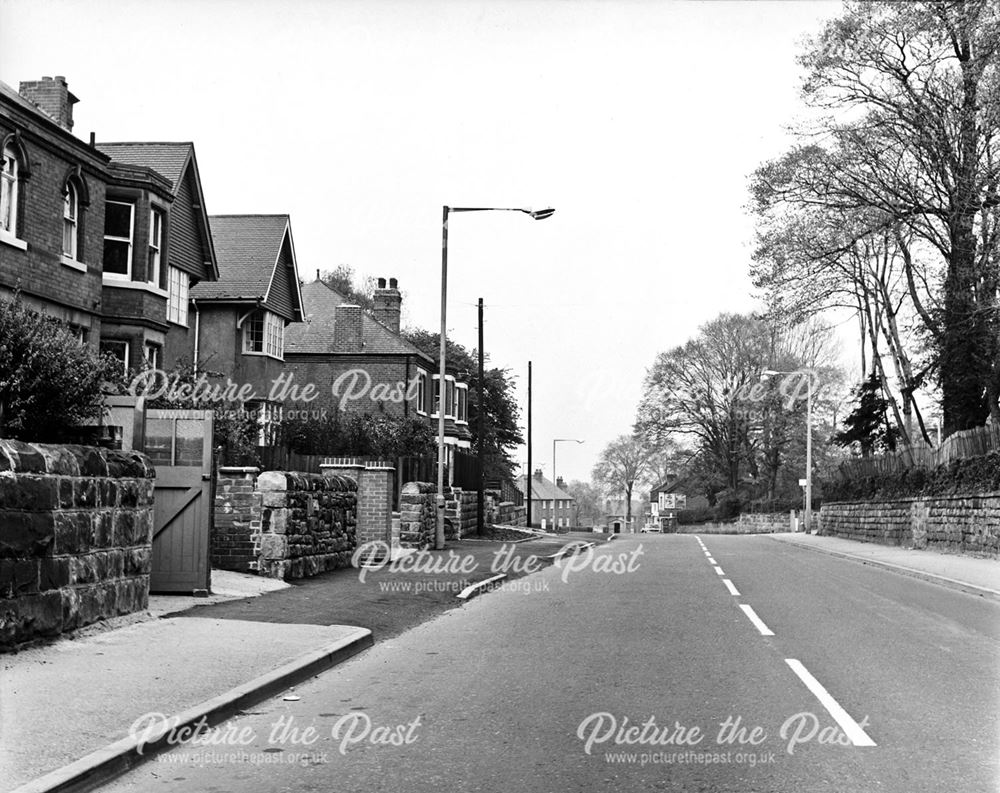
[739, 604, 775, 636]
[785, 659, 876, 747]
[722, 579, 740, 596]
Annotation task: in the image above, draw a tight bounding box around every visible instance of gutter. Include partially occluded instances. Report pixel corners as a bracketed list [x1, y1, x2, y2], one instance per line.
[192, 298, 200, 375]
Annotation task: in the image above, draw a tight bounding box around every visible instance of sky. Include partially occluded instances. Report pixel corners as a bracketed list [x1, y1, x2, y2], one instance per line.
[0, 0, 844, 484]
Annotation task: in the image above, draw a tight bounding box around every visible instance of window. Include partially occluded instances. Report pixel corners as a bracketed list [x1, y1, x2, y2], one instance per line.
[1, 143, 19, 238]
[445, 377, 456, 419]
[62, 182, 78, 259]
[148, 208, 163, 286]
[167, 266, 189, 326]
[99, 340, 130, 376]
[103, 201, 134, 278]
[416, 370, 428, 415]
[432, 375, 441, 417]
[70, 325, 89, 345]
[457, 384, 468, 423]
[243, 310, 284, 359]
[144, 343, 160, 371]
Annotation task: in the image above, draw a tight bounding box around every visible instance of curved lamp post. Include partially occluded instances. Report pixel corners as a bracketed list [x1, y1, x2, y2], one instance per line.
[436, 205, 555, 550]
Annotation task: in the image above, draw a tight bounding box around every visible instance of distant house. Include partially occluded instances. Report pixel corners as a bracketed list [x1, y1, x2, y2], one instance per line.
[0, 77, 109, 347]
[189, 214, 304, 439]
[94, 141, 219, 374]
[648, 475, 709, 529]
[516, 470, 575, 529]
[283, 277, 472, 463]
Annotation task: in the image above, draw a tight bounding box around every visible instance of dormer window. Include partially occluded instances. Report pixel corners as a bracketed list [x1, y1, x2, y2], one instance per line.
[62, 182, 78, 259]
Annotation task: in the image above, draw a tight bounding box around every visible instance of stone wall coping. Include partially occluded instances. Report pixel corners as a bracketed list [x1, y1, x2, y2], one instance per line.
[257, 470, 358, 492]
[219, 466, 261, 475]
[0, 440, 155, 479]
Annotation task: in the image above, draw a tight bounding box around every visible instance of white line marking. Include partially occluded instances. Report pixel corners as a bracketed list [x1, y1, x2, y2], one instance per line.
[457, 573, 507, 600]
[785, 659, 877, 747]
[739, 604, 774, 636]
[722, 579, 740, 596]
[714, 566, 725, 575]
[707, 556, 716, 563]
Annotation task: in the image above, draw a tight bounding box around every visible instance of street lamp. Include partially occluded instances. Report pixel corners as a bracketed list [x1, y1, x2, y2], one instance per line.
[762, 369, 817, 533]
[552, 438, 584, 489]
[437, 205, 555, 550]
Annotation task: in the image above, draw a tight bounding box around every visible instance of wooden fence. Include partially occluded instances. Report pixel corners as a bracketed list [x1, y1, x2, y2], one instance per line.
[837, 423, 1000, 481]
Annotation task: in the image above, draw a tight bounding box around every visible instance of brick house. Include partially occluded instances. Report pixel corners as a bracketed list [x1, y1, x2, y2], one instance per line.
[188, 214, 305, 437]
[0, 77, 109, 347]
[516, 469, 575, 529]
[283, 277, 472, 457]
[93, 142, 219, 375]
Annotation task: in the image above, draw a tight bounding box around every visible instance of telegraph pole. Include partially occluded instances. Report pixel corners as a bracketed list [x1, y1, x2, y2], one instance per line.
[477, 297, 485, 536]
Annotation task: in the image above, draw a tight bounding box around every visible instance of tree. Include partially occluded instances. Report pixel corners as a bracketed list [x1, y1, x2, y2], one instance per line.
[564, 479, 603, 528]
[0, 295, 117, 443]
[319, 265, 376, 312]
[834, 373, 901, 456]
[401, 329, 524, 478]
[592, 435, 652, 526]
[752, 0, 1000, 435]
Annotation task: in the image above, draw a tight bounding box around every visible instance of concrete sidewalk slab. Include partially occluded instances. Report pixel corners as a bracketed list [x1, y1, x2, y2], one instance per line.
[0, 617, 370, 793]
[767, 532, 1000, 599]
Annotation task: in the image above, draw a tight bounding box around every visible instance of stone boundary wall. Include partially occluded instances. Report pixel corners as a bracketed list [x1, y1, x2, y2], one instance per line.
[821, 495, 1000, 556]
[399, 482, 436, 550]
[494, 501, 527, 528]
[735, 512, 793, 533]
[0, 440, 155, 650]
[445, 487, 478, 539]
[213, 467, 261, 572]
[256, 471, 358, 579]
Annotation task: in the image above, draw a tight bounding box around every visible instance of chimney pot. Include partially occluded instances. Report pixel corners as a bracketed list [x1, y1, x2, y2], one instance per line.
[389, 277, 398, 289]
[377, 277, 387, 288]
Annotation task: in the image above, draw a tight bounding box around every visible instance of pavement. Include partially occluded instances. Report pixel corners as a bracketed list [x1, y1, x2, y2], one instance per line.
[1, 528, 995, 793]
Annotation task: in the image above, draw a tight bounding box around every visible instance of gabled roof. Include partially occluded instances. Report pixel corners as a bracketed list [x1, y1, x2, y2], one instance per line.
[284, 280, 434, 361]
[190, 215, 302, 312]
[95, 142, 191, 191]
[515, 473, 575, 502]
[96, 141, 219, 281]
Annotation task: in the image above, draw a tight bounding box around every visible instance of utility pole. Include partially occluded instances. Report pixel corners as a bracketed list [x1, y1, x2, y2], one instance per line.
[527, 360, 532, 529]
[477, 297, 485, 536]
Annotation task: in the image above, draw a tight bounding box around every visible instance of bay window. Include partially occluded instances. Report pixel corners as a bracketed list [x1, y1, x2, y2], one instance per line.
[167, 266, 189, 326]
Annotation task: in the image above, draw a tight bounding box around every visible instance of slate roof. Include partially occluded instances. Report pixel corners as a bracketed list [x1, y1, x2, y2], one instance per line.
[284, 280, 434, 362]
[190, 215, 292, 302]
[515, 473, 575, 502]
[94, 142, 192, 194]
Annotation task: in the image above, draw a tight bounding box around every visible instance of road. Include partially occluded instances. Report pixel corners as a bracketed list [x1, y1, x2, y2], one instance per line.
[100, 534, 1000, 792]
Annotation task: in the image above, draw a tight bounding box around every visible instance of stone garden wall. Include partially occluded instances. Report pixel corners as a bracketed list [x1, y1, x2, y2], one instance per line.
[820, 495, 1000, 556]
[0, 440, 155, 650]
[214, 467, 358, 579]
[399, 481, 436, 550]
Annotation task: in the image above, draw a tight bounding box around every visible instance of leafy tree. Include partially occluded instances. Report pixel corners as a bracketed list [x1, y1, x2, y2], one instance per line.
[834, 373, 901, 457]
[402, 329, 523, 478]
[564, 479, 603, 527]
[0, 295, 117, 443]
[592, 435, 652, 526]
[319, 265, 376, 312]
[752, 0, 1000, 435]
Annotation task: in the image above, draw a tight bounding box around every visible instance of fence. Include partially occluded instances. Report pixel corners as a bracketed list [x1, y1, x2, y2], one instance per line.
[836, 423, 1000, 481]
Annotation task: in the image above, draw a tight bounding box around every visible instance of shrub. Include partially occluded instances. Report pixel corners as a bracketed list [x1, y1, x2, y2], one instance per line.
[822, 450, 1000, 501]
[277, 412, 435, 459]
[677, 507, 715, 525]
[0, 295, 117, 443]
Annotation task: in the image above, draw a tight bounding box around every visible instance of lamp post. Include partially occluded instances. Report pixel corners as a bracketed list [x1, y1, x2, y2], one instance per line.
[762, 369, 816, 533]
[437, 206, 554, 550]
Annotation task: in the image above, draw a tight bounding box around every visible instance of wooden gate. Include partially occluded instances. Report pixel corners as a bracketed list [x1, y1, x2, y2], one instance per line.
[144, 409, 214, 594]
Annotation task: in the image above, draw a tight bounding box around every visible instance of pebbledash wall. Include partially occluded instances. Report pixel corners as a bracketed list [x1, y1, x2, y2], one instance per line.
[0, 440, 155, 650]
[820, 495, 1000, 557]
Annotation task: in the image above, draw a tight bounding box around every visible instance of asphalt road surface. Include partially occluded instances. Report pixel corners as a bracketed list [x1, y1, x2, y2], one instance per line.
[100, 534, 1000, 793]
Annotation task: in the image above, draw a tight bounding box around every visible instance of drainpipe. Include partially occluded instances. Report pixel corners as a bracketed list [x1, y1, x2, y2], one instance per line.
[192, 298, 200, 375]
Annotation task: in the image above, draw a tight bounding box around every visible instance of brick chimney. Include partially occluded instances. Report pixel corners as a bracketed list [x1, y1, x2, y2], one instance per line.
[556, 476, 566, 491]
[373, 276, 402, 334]
[19, 76, 78, 132]
[334, 305, 364, 352]
[534, 469, 544, 481]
